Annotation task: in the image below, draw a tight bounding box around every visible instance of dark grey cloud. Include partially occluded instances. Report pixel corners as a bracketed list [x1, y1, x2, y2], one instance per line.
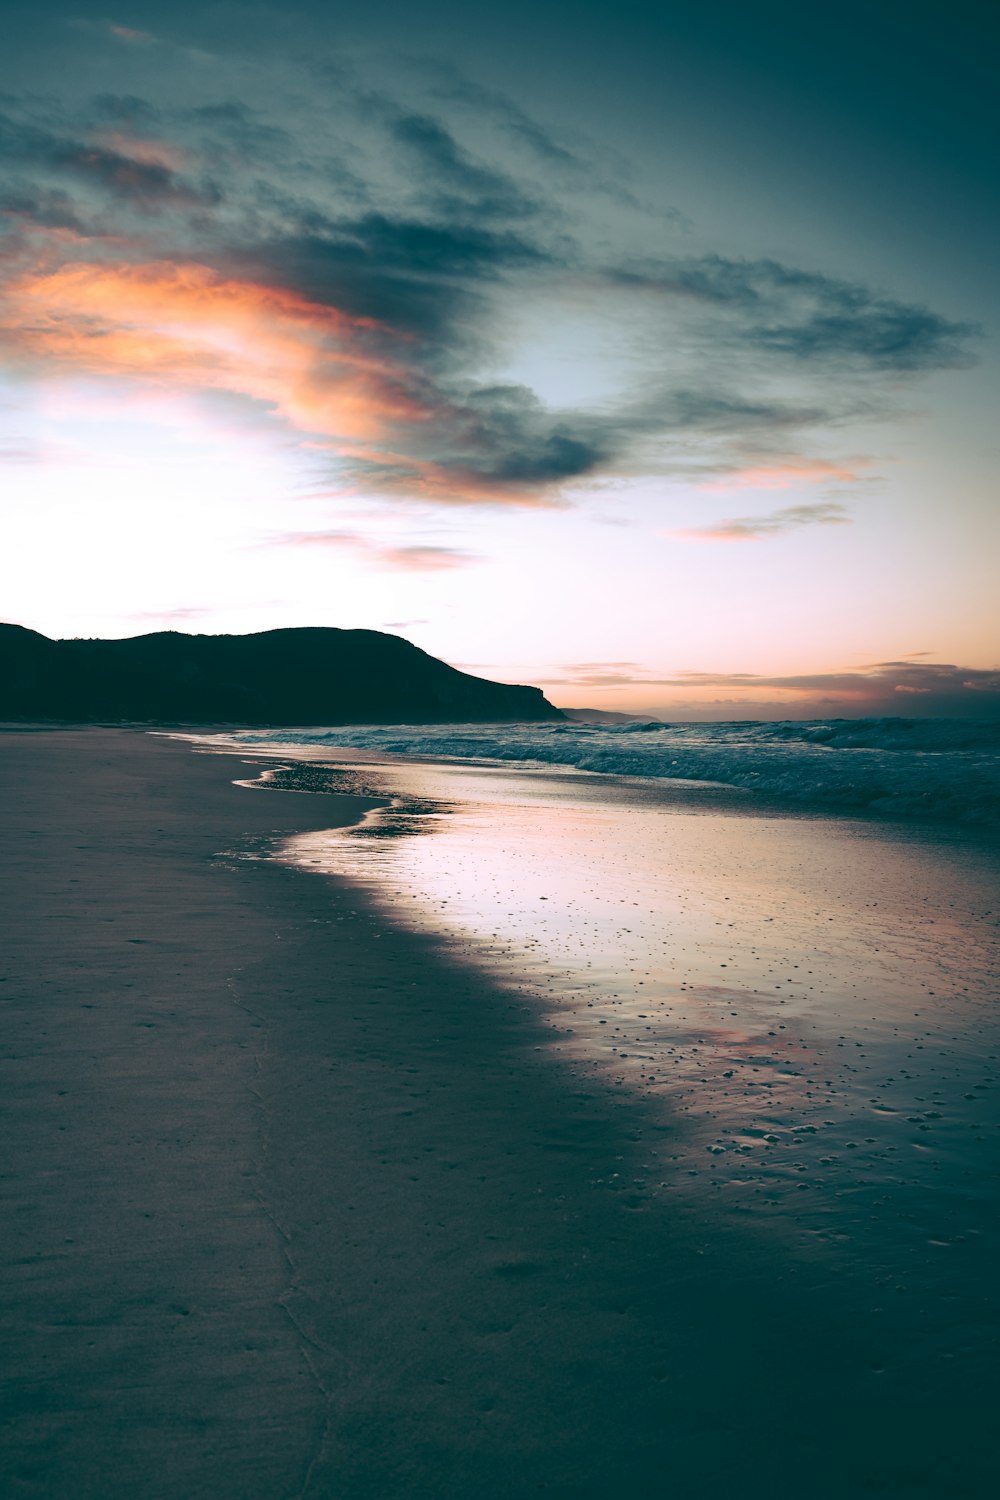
[228, 213, 546, 346]
[427, 384, 610, 487]
[0, 108, 219, 209]
[92, 94, 161, 126]
[329, 212, 542, 278]
[615, 257, 978, 374]
[186, 100, 293, 159]
[0, 182, 83, 230]
[668, 390, 830, 434]
[756, 301, 974, 372]
[428, 68, 584, 170]
[424, 61, 652, 213]
[323, 379, 618, 505]
[389, 112, 538, 218]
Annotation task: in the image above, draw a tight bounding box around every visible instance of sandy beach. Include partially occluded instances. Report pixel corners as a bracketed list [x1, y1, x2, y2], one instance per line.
[2, 728, 998, 1499]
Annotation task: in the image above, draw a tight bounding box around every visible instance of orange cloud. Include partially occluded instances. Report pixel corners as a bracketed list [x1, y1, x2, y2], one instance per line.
[698, 458, 862, 491]
[1, 258, 427, 444]
[0, 249, 570, 505]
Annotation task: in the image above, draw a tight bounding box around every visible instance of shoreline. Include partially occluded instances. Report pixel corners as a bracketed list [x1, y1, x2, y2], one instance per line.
[2, 728, 997, 1498]
[192, 718, 1000, 836]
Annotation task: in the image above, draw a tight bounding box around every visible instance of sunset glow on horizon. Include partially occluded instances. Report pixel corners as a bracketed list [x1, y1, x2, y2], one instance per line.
[1, 2, 997, 718]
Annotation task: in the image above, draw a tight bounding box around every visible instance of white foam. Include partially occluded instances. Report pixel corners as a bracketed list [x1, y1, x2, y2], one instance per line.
[230, 717, 1000, 828]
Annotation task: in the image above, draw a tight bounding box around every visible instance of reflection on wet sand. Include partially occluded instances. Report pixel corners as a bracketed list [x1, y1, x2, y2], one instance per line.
[238, 752, 998, 1268]
[161, 733, 1000, 1493]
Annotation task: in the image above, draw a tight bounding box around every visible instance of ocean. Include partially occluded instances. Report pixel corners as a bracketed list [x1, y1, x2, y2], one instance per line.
[226, 715, 1000, 827]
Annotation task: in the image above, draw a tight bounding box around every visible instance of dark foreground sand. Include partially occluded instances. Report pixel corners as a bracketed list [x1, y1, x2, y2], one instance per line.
[1, 729, 996, 1499]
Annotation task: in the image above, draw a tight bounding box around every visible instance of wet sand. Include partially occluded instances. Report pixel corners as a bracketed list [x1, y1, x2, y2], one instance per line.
[1, 729, 997, 1498]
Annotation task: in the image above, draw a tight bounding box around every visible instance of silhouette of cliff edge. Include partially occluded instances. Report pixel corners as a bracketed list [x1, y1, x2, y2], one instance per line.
[0, 624, 563, 725]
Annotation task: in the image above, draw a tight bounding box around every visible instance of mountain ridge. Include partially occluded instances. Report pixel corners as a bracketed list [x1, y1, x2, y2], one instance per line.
[0, 623, 563, 726]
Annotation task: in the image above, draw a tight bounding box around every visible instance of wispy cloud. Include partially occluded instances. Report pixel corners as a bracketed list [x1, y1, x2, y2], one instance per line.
[377, 543, 477, 570]
[541, 661, 648, 687]
[267, 529, 479, 570]
[0, 111, 216, 209]
[613, 257, 978, 373]
[539, 660, 1000, 714]
[666, 662, 1000, 713]
[662, 663, 999, 693]
[388, 112, 538, 219]
[126, 606, 213, 624]
[696, 458, 865, 490]
[108, 24, 157, 48]
[672, 501, 851, 542]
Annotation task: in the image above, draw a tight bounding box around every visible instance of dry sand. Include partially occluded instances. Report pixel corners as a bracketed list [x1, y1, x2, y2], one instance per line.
[1, 729, 996, 1499]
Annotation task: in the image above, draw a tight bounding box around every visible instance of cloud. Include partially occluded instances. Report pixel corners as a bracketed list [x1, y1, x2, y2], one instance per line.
[426, 62, 650, 211]
[538, 659, 1000, 715]
[614, 257, 978, 373]
[0, 183, 84, 232]
[126, 606, 213, 623]
[267, 530, 479, 570]
[0, 110, 216, 209]
[0, 442, 38, 463]
[389, 112, 537, 218]
[237, 212, 546, 332]
[366, 383, 611, 499]
[668, 661, 1000, 708]
[108, 24, 156, 47]
[92, 95, 162, 127]
[0, 228, 596, 505]
[428, 68, 585, 170]
[563, 660, 642, 671]
[187, 101, 294, 162]
[377, 543, 477, 570]
[0, 82, 980, 510]
[673, 501, 851, 542]
[697, 458, 865, 490]
[540, 661, 648, 687]
[667, 389, 830, 435]
[0, 256, 426, 444]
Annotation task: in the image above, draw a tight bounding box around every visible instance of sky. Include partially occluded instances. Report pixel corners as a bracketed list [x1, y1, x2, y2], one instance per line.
[1, 0, 997, 718]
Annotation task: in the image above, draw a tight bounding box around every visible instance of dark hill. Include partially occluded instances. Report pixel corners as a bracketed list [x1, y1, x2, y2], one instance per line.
[0, 624, 563, 725]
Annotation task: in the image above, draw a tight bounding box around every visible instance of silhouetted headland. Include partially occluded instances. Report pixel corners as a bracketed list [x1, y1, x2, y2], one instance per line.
[0, 623, 563, 725]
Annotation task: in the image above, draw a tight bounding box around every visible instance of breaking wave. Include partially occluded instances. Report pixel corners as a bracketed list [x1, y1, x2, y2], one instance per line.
[232, 717, 1000, 828]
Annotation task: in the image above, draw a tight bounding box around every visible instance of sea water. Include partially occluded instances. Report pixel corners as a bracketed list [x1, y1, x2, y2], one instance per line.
[232, 715, 1000, 826]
